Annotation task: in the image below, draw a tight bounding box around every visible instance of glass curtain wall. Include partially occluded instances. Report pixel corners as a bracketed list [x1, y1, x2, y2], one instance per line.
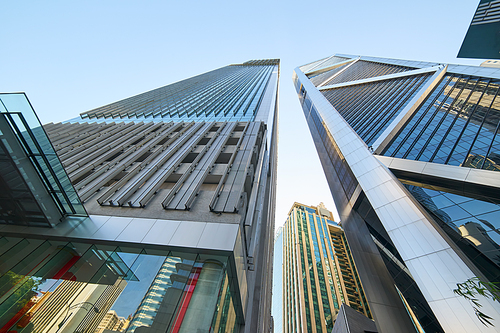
[384, 76, 500, 171]
[0, 237, 240, 333]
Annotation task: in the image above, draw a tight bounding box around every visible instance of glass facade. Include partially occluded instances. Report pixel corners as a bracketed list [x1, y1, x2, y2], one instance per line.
[308, 63, 350, 87]
[281, 203, 370, 333]
[299, 56, 335, 73]
[0, 93, 86, 227]
[315, 60, 415, 87]
[307, 56, 350, 71]
[295, 53, 500, 332]
[0, 236, 240, 333]
[321, 74, 432, 146]
[384, 75, 500, 171]
[80, 60, 279, 122]
[404, 184, 500, 283]
[295, 79, 358, 200]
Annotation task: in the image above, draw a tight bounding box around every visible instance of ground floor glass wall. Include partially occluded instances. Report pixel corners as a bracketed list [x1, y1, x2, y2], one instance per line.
[0, 237, 240, 333]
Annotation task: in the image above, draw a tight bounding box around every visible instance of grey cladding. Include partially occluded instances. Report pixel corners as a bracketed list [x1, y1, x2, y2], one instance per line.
[45, 120, 266, 215]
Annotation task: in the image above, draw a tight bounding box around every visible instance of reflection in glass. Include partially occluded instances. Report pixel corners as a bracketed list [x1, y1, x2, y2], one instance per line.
[353, 193, 444, 332]
[0, 239, 239, 333]
[386, 77, 500, 172]
[0, 93, 86, 227]
[405, 185, 500, 283]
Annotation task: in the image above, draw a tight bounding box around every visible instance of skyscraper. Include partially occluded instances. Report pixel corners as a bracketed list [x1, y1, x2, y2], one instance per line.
[458, 0, 500, 59]
[95, 310, 130, 333]
[276, 202, 371, 333]
[294, 54, 500, 332]
[0, 58, 279, 333]
[28, 278, 127, 333]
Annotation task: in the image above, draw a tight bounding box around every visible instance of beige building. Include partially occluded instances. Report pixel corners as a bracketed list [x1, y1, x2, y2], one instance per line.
[281, 202, 371, 333]
[26, 278, 127, 333]
[95, 310, 129, 333]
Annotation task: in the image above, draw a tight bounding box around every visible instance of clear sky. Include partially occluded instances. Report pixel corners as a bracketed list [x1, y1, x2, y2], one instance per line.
[0, 0, 483, 230]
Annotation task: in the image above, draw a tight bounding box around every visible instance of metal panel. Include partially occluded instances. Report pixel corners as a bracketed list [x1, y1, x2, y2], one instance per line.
[71, 146, 135, 187]
[95, 163, 142, 204]
[211, 122, 262, 213]
[108, 122, 207, 206]
[63, 123, 148, 175]
[210, 123, 249, 211]
[160, 123, 226, 209]
[78, 122, 191, 202]
[59, 122, 136, 162]
[164, 122, 237, 210]
[68, 122, 167, 181]
[61, 122, 143, 166]
[127, 122, 214, 207]
[295, 65, 500, 332]
[53, 122, 115, 149]
[223, 123, 262, 212]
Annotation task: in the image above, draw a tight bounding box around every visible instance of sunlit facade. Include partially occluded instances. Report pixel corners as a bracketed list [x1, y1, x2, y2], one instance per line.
[294, 54, 500, 332]
[95, 310, 129, 333]
[279, 202, 370, 333]
[0, 58, 279, 333]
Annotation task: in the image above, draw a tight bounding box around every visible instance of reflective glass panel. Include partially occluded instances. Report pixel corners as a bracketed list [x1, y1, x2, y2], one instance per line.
[0, 239, 239, 333]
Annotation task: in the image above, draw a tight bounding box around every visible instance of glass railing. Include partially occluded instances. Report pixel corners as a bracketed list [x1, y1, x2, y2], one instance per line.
[0, 93, 87, 222]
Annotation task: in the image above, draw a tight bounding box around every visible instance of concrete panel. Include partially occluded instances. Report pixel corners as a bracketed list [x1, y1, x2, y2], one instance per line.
[388, 220, 448, 261]
[376, 155, 426, 174]
[197, 223, 239, 251]
[466, 168, 500, 188]
[169, 221, 206, 247]
[65, 215, 111, 239]
[115, 218, 156, 243]
[378, 156, 500, 203]
[91, 216, 134, 241]
[422, 163, 469, 182]
[141, 219, 181, 246]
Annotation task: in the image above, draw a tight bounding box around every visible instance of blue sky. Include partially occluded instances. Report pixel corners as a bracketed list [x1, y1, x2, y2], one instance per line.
[0, 0, 482, 227]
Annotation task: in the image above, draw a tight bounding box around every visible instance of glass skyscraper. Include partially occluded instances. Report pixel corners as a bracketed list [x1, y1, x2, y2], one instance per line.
[276, 202, 371, 333]
[0, 58, 279, 333]
[294, 54, 500, 332]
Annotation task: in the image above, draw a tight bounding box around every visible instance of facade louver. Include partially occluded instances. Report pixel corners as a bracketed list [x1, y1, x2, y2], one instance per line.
[0, 59, 279, 333]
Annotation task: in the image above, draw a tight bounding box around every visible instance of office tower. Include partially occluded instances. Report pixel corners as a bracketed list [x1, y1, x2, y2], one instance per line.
[95, 310, 129, 333]
[458, 0, 500, 59]
[28, 279, 127, 333]
[277, 202, 371, 333]
[271, 228, 284, 333]
[0, 58, 279, 333]
[126, 257, 181, 333]
[294, 54, 500, 333]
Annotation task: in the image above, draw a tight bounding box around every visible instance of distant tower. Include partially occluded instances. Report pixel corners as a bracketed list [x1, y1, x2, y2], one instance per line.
[278, 202, 371, 333]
